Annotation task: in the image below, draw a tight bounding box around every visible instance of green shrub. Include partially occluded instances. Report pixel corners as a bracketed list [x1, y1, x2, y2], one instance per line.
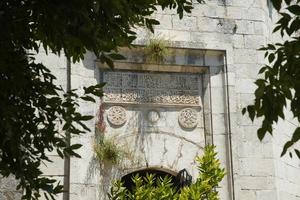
[95, 139, 123, 164]
[144, 37, 169, 64]
[179, 145, 226, 200]
[108, 145, 225, 200]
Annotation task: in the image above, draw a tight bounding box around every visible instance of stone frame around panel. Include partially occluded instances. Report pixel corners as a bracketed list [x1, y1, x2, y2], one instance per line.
[96, 46, 229, 198]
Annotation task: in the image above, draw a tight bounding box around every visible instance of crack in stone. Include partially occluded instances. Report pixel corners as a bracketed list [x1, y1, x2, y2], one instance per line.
[171, 141, 184, 169]
[160, 138, 168, 164]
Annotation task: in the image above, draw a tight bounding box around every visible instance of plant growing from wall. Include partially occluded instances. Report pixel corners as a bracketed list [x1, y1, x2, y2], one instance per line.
[144, 37, 170, 64]
[108, 145, 225, 200]
[95, 138, 125, 165]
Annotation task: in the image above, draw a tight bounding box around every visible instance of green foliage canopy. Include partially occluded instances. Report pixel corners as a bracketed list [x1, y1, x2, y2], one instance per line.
[243, 0, 300, 158]
[0, 0, 203, 199]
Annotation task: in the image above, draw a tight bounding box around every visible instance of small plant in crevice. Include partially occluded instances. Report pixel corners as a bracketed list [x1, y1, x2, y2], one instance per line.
[144, 37, 170, 64]
[95, 139, 124, 165]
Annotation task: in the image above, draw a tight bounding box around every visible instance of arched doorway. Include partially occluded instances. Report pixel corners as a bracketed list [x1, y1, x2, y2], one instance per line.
[121, 168, 192, 192]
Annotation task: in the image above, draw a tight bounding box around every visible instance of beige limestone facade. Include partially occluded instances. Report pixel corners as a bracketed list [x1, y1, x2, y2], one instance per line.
[2, 0, 300, 200]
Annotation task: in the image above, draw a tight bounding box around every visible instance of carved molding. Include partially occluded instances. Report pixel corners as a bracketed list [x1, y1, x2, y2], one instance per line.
[178, 108, 198, 129]
[107, 106, 127, 126]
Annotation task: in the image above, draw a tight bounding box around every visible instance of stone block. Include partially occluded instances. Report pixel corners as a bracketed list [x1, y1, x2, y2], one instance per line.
[254, 21, 267, 35]
[244, 35, 266, 49]
[197, 17, 219, 32]
[237, 141, 265, 158]
[70, 184, 98, 200]
[235, 20, 255, 34]
[225, 6, 243, 19]
[235, 190, 256, 200]
[172, 16, 197, 31]
[231, 0, 259, 7]
[235, 64, 261, 79]
[217, 18, 237, 34]
[233, 34, 244, 48]
[239, 158, 275, 176]
[40, 155, 64, 176]
[210, 87, 226, 114]
[210, 71, 224, 87]
[234, 49, 258, 64]
[153, 14, 173, 30]
[242, 7, 264, 21]
[236, 176, 276, 190]
[235, 78, 256, 94]
[192, 4, 226, 18]
[169, 30, 191, 42]
[279, 192, 300, 200]
[211, 113, 226, 134]
[256, 190, 278, 200]
[0, 191, 22, 200]
[227, 72, 236, 86]
[227, 86, 237, 112]
[218, 0, 233, 6]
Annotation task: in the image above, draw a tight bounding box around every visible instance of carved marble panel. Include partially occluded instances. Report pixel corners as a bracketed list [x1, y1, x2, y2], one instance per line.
[178, 108, 198, 129]
[103, 71, 202, 107]
[107, 106, 127, 126]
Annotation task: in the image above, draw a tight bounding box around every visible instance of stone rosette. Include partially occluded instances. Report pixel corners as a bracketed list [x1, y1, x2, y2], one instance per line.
[147, 110, 160, 123]
[178, 108, 198, 129]
[107, 106, 127, 126]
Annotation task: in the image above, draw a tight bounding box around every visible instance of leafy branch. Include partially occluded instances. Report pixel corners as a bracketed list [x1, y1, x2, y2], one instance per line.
[243, 0, 300, 158]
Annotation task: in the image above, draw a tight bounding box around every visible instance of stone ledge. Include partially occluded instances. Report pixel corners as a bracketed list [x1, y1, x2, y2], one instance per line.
[97, 60, 208, 74]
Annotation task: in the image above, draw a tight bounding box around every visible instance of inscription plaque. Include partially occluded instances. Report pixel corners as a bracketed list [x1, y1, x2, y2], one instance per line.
[103, 71, 202, 107]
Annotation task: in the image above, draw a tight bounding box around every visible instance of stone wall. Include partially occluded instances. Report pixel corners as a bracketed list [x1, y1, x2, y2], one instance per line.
[11, 0, 300, 200]
[0, 176, 22, 200]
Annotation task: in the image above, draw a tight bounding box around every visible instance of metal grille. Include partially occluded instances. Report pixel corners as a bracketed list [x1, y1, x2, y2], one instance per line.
[174, 169, 192, 190]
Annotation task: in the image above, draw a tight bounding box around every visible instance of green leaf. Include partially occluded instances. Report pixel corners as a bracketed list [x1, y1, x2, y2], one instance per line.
[108, 53, 126, 60]
[291, 127, 300, 143]
[284, 0, 292, 5]
[268, 53, 275, 63]
[257, 128, 267, 141]
[273, 25, 281, 33]
[80, 115, 94, 121]
[287, 5, 300, 15]
[242, 108, 246, 115]
[81, 96, 96, 103]
[259, 66, 268, 74]
[271, 0, 282, 10]
[281, 141, 294, 156]
[247, 105, 256, 121]
[295, 149, 300, 159]
[70, 144, 82, 150]
[69, 151, 81, 158]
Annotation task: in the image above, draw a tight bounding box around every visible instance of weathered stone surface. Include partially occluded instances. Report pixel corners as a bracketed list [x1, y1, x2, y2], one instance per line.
[102, 71, 202, 107]
[0, 176, 22, 200]
[30, 1, 300, 200]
